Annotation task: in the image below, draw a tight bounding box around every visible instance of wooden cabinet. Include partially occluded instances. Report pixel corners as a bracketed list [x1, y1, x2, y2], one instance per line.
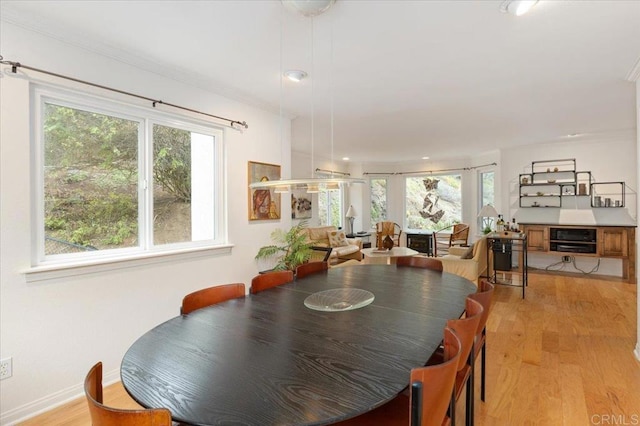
[523, 226, 547, 252]
[520, 224, 636, 283]
[598, 227, 628, 257]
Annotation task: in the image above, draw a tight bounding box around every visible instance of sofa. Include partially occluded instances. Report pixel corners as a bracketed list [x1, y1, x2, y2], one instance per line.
[302, 226, 362, 264]
[438, 236, 488, 284]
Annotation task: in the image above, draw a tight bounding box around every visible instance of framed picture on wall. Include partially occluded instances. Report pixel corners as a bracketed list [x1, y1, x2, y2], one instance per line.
[291, 189, 312, 219]
[248, 161, 281, 221]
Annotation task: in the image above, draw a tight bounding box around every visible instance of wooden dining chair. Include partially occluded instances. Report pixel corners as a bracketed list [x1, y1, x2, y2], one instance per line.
[296, 261, 329, 279]
[330, 327, 462, 426]
[467, 280, 495, 404]
[250, 270, 294, 294]
[85, 362, 172, 426]
[180, 283, 246, 315]
[396, 256, 443, 272]
[428, 298, 483, 426]
[433, 223, 469, 256]
[376, 221, 402, 248]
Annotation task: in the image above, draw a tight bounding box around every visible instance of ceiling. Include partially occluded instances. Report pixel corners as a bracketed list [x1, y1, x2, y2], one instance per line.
[2, 0, 639, 163]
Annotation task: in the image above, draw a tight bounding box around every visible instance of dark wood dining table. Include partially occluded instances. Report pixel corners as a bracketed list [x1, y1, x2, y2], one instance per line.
[121, 264, 477, 426]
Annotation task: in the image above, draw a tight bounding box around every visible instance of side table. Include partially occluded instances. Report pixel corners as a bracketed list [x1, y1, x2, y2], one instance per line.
[347, 232, 372, 249]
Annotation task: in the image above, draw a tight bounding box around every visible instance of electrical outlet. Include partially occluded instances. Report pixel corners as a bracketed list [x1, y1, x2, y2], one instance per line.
[562, 256, 571, 263]
[0, 357, 13, 380]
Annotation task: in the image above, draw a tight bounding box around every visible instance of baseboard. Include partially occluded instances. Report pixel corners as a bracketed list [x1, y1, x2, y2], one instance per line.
[0, 367, 120, 425]
[634, 343, 640, 362]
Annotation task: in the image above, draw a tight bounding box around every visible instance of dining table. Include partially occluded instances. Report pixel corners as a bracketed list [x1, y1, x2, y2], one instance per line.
[121, 264, 477, 426]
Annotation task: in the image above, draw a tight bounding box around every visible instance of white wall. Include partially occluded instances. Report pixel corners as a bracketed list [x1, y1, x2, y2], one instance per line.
[0, 24, 290, 424]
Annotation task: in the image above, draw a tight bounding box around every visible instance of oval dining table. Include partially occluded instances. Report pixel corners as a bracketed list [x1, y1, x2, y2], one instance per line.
[120, 264, 477, 426]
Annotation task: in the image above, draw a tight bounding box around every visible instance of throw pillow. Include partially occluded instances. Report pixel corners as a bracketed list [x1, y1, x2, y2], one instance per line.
[327, 230, 349, 247]
[460, 243, 475, 259]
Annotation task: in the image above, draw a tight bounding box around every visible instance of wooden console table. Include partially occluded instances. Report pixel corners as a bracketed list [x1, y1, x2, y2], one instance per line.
[520, 224, 636, 284]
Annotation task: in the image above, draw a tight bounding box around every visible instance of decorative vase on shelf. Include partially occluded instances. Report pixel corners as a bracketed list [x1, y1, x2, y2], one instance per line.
[382, 235, 394, 250]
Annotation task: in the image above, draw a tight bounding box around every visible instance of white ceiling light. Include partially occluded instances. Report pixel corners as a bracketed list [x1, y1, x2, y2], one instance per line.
[284, 70, 307, 82]
[422, 156, 430, 160]
[281, 0, 336, 17]
[500, 0, 539, 16]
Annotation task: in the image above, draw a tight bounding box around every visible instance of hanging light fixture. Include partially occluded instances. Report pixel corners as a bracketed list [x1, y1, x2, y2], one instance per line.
[500, 0, 539, 16]
[250, 0, 365, 194]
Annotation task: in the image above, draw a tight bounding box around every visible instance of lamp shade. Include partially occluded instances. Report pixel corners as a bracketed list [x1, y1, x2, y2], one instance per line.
[345, 205, 357, 218]
[478, 204, 499, 218]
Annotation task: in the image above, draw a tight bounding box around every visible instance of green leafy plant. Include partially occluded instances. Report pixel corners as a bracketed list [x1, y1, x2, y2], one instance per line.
[255, 221, 313, 271]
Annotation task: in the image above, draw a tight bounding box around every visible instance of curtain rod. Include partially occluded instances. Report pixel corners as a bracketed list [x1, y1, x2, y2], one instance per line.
[315, 168, 351, 176]
[363, 162, 497, 176]
[0, 56, 248, 130]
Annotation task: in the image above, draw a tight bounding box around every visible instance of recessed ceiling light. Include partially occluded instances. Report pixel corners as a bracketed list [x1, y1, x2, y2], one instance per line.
[422, 156, 430, 160]
[342, 157, 350, 161]
[567, 133, 580, 138]
[500, 0, 539, 16]
[283, 70, 307, 82]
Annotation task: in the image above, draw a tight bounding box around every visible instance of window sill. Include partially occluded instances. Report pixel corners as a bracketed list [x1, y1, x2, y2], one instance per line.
[24, 244, 234, 283]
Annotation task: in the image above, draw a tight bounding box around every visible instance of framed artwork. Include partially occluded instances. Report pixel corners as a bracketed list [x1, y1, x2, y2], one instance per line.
[291, 189, 312, 219]
[248, 161, 281, 220]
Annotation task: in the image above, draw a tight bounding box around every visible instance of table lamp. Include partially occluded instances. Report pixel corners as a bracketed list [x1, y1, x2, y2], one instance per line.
[478, 204, 499, 234]
[345, 205, 357, 235]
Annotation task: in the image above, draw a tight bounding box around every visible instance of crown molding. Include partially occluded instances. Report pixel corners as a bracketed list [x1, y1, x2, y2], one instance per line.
[0, 4, 281, 116]
[626, 55, 640, 82]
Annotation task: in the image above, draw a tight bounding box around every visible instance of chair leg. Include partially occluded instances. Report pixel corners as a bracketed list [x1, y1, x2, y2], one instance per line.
[480, 343, 486, 402]
[466, 354, 475, 426]
[450, 392, 456, 426]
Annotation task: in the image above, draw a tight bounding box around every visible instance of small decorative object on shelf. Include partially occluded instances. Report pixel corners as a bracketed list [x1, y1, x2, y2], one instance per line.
[521, 176, 529, 184]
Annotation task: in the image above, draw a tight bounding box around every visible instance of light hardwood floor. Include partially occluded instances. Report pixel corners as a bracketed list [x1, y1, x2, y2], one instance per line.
[19, 273, 640, 426]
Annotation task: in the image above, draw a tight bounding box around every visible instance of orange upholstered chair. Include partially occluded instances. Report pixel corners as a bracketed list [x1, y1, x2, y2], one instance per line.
[180, 283, 245, 315]
[85, 362, 172, 425]
[396, 256, 443, 272]
[331, 327, 462, 426]
[250, 270, 294, 294]
[296, 261, 329, 279]
[467, 279, 495, 404]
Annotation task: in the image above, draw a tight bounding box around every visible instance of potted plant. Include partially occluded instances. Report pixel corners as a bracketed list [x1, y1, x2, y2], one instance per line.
[255, 221, 313, 271]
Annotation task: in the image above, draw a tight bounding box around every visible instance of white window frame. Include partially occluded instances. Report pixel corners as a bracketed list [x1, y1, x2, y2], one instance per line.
[317, 187, 344, 228]
[29, 84, 229, 279]
[478, 169, 496, 231]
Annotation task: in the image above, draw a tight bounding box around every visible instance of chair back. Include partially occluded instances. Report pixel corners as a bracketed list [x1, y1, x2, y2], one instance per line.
[250, 270, 294, 294]
[447, 298, 483, 372]
[181, 283, 245, 315]
[396, 256, 443, 272]
[85, 362, 172, 426]
[468, 280, 495, 340]
[296, 261, 329, 279]
[409, 327, 461, 426]
[450, 223, 470, 246]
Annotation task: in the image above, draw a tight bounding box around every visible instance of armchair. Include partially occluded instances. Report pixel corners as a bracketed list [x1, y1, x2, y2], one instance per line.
[433, 223, 469, 256]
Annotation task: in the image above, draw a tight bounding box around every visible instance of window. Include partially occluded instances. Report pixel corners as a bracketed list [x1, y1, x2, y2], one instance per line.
[318, 189, 342, 228]
[370, 178, 387, 224]
[405, 174, 462, 231]
[478, 171, 495, 231]
[35, 86, 224, 265]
